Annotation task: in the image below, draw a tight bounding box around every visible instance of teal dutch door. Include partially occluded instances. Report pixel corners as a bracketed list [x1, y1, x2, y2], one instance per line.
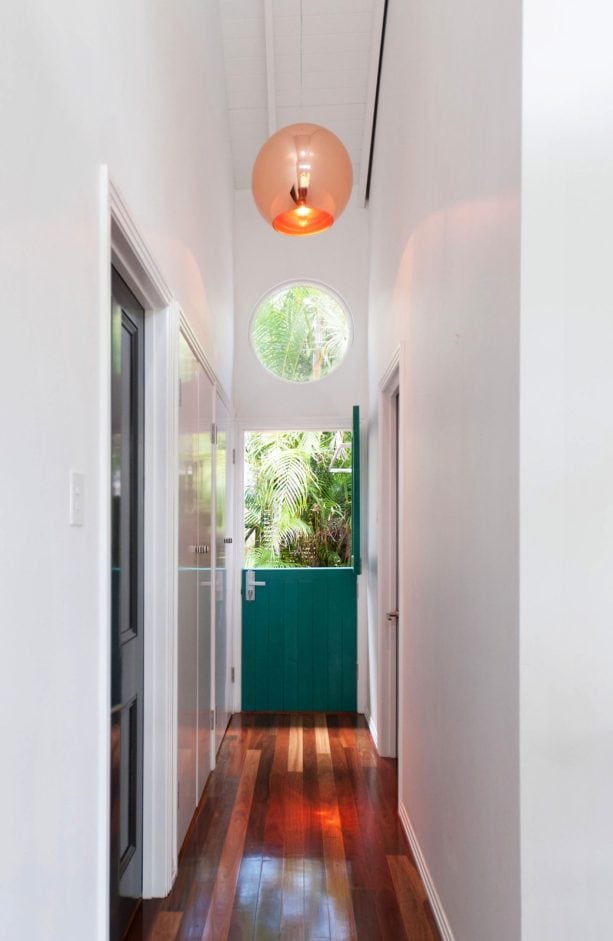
[242, 408, 361, 712]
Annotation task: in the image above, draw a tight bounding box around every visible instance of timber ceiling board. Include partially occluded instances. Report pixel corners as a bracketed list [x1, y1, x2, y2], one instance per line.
[220, 0, 384, 201]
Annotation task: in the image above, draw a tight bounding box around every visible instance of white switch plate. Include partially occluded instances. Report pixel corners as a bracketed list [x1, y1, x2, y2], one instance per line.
[69, 470, 84, 526]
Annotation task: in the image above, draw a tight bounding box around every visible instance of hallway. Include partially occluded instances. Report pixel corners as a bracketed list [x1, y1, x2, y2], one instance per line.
[127, 714, 440, 940]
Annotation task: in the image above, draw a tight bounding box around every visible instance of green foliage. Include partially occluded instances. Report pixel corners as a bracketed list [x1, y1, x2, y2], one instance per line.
[244, 430, 352, 568]
[251, 284, 350, 383]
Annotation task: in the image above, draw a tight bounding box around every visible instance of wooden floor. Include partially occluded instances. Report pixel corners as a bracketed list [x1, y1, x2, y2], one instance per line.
[126, 713, 441, 941]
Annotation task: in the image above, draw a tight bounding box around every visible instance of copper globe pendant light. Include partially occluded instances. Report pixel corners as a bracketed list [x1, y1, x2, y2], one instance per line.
[251, 123, 353, 237]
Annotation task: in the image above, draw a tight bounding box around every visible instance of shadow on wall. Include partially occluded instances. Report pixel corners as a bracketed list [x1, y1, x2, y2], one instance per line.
[390, 195, 520, 346]
[148, 229, 233, 380]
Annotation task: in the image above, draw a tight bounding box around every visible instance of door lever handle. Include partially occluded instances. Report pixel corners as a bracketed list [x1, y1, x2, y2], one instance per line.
[245, 569, 266, 601]
[386, 610, 399, 621]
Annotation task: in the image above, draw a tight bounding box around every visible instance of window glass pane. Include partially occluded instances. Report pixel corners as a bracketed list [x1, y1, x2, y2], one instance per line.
[250, 283, 351, 383]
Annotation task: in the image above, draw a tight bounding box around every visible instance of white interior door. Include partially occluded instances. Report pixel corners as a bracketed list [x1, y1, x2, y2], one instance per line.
[214, 394, 232, 754]
[196, 365, 214, 799]
[177, 335, 214, 848]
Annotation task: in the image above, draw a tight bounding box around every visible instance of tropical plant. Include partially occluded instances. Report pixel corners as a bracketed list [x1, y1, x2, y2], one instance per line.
[251, 283, 350, 383]
[244, 429, 352, 567]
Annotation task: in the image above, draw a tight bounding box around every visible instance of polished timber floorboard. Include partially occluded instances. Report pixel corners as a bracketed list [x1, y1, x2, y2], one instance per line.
[126, 714, 441, 941]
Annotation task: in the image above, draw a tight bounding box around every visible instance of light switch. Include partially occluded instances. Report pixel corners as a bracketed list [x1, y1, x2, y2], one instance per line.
[69, 470, 84, 526]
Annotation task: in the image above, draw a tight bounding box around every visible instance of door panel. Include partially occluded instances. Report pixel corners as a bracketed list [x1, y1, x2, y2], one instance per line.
[215, 395, 231, 753]
[196, 367, 213, 800]
[242, 568, 357, 711]
[177, 337, 199, 846]
[177, 336, 214, 848]
[110, 270, 144, 939]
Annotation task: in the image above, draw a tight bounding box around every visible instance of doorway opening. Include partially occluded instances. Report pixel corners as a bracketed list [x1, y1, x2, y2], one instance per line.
[240, 413, 360, 712]
[244, 429, 353, 569]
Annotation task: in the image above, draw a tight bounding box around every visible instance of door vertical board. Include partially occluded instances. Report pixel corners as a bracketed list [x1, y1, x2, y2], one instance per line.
[297, 582, 315, 710]
[312, 577, 329, 710]
[283, 580, 299, 711]
[242, 571, 257, 710]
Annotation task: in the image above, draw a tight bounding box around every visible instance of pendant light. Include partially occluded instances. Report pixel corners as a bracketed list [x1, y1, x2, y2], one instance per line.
[251, 123, 353, 237]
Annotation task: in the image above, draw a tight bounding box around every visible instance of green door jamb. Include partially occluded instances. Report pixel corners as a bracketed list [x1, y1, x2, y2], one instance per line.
[352, 405, 361, 575]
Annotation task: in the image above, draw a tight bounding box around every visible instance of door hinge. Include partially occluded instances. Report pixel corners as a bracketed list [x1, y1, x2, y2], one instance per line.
[232, 447, 236, 465]
[211, 709, 215, 730]
[178, 378, 182, 407]
[211, 422, 218, 445]
[231, 666, 235, 683]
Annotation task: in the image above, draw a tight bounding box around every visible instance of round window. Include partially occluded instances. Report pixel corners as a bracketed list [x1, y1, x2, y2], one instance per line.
[250, 282, 351, 383]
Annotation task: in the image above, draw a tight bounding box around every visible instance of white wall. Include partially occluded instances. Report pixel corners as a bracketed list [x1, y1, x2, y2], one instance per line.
[232, 189, 369, 425]
[520, 1, 613, 937]
[0, 3, 234, 938]
[367, 1, 522, 938]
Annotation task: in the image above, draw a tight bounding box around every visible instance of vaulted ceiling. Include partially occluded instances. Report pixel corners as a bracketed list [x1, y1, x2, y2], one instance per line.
[219, 0, 385, 204]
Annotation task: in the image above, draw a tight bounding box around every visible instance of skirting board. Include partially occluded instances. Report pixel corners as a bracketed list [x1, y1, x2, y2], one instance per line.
[398, 802, 456, 941]
[365, 710, 379, 752]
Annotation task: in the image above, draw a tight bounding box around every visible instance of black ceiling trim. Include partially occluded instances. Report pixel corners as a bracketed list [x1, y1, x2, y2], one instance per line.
[365, 0, 389, 203]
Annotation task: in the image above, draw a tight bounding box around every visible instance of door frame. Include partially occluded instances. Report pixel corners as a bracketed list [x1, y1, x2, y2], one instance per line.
[378, 349, 401, 757]
[99, 168, 179, 915]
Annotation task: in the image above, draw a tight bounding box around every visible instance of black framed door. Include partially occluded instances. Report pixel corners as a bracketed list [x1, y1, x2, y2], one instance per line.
[110, 269, 144, 939]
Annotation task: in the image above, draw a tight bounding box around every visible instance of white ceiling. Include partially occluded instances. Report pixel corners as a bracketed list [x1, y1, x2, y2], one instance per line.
[219, 0, 385, 202]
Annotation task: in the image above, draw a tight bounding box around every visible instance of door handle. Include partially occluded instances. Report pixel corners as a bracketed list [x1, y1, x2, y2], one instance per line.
[245, 569, 266, 602]
[386, 609, 399, 621]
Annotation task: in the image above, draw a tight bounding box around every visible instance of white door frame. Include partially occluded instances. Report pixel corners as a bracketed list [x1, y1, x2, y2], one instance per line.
[377, 350, 401, 757]
[99, 168, 179, 905]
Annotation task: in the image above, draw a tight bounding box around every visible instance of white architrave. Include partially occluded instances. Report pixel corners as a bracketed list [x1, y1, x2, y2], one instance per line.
[103, 171, 180, 898]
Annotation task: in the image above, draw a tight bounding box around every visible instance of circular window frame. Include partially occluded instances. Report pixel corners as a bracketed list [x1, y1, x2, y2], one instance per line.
[248, 279, 354, 385]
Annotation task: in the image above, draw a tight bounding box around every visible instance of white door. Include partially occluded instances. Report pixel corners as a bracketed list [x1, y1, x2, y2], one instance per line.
[214, 394, 232, 754]
[177, 335, 214, 847]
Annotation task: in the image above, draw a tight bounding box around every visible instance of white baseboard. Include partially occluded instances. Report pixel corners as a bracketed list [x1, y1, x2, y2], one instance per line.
[364, 710, 379, 751]
[398, 801, 456, 941]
